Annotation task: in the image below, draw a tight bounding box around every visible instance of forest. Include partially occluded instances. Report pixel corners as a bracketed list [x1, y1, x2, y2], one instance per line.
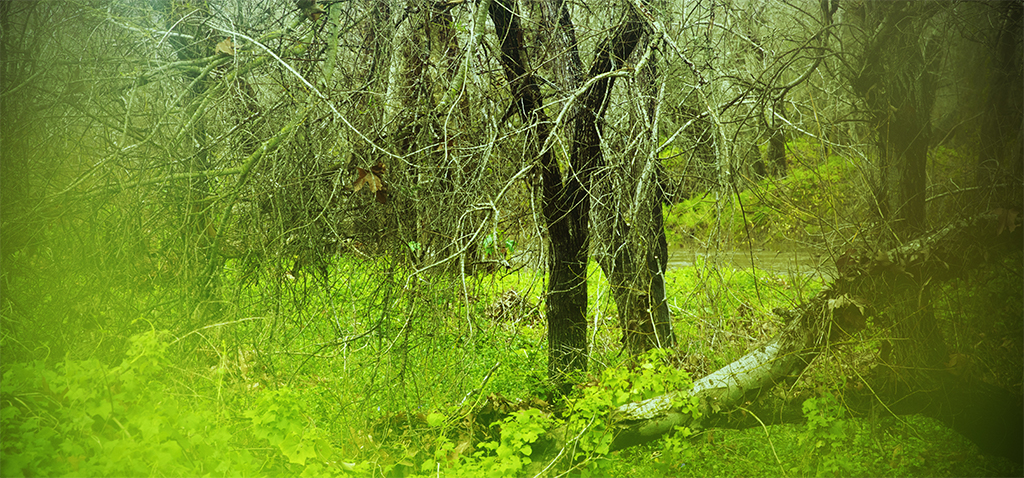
[1, 0, 1022, 476]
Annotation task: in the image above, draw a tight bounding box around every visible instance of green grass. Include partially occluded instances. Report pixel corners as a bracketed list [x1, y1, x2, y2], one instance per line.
[612, 413, 1021, 477]
[664, 139, 860, 247]
[3, 239, 1019, 477]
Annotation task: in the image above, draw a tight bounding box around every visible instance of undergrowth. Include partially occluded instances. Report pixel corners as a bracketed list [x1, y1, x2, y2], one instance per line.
[664, 139, 860, 247]
[4, 250, 1019, 477]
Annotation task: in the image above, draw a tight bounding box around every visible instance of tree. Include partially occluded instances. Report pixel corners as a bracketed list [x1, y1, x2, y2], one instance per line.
[845, 1, 942, 238]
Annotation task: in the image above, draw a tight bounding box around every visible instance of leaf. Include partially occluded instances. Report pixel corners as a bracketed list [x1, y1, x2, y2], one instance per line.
[353, 168, 381, 193]
[827, 295, 847, 311]
[353, 162, 389, 204]
[215, 38, 234, 56]
[426, 412, 446, 428]
[995, 208, 1020, 235]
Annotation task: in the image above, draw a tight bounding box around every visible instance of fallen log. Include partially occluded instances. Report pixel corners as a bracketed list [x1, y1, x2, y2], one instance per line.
[532, 210, 1022, 470]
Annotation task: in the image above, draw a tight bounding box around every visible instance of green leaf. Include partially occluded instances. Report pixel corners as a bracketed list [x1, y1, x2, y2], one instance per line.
[426, 412, 446, 428]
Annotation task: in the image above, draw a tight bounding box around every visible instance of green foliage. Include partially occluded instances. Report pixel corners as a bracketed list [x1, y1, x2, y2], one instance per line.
[419, 408, 554, 477]
[626, 411, 1020, 478]
[652, 425, 698, 476]
[481, 230, 516, 261]
[473, 408, 552, 476]
[562, 349, 698, 475]
[664, 139, 859, 246]
[245, 387, 335, 472]
[798, 392, 863, 476]
[408, 349, 700, 477]
[0, 330, 367, 478]
[2, 330, 253, 477]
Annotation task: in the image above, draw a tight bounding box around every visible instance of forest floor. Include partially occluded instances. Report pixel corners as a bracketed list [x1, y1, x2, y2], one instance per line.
[3, 253, 1021, 477]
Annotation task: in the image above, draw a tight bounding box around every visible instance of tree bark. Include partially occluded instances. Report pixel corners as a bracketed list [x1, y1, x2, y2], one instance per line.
[488, 0, 588, 395]
[154, 0, 223, 320]
[977, 1, 1023, 198]
[765, 103, 787, 177]
[850, 2, 940, 239]
[578, 10, 676, 355]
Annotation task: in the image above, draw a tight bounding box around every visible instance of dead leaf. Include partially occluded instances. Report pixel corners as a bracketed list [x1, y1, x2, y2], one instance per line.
[352, 162, 389, 204]
[370, 161, 386, 177]
[945, 353, 971, 377]
[297, 0, 326, 21]
[353, 167, 381, 193]
[874, 251, 892, 266]
[828, 296, 842, 310]
[995, 208, 1020, 236]
[828, 294, 855, 311]
[215, 38, 234, 56]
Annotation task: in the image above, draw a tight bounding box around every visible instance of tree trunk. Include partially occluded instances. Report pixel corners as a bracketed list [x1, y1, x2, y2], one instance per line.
[576, 10, 673, 355]
[977, 1, 1023, 202]
[766, 108, 787, 177]
[155, 0, 222, 321]
[488, 0, 588, 395]
[850, 2, 939, 239]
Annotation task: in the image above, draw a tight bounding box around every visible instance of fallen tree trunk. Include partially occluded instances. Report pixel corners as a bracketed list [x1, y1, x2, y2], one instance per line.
[531, 210, 1023, 469]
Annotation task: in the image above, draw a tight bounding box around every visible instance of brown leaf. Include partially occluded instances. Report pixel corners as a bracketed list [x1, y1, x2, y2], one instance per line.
[353, 165, 388, 204]
[945, 353, 971, 377]
[353, 167, 382, 193]
[995, 208, 1020, 236]
[353, 168, 369, 192]
[215, 38, 234, 56]
[370, 161, 387, 177]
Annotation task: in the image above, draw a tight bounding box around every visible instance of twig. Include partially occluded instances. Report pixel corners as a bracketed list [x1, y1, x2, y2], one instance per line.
[458, 361, 501, 409]
[737, 405, 787, 477]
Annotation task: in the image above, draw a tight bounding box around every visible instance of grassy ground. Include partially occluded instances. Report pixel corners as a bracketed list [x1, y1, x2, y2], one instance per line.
[663, 139, 862, 248]
[4, 251, 1020, 477]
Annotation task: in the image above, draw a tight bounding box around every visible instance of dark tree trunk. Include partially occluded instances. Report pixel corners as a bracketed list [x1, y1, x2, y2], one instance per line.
[489, 0, 588, 394]
[574, 10, 668, 355]
[851, 2, 938, 239]
[978, 1, 1023, 201]
[608, 189, 675, 353]
[766, 117, 787, 177]
[648, 190, 673, 346]
[155, 0, 222, 320]
[490, 1, 652, 389]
